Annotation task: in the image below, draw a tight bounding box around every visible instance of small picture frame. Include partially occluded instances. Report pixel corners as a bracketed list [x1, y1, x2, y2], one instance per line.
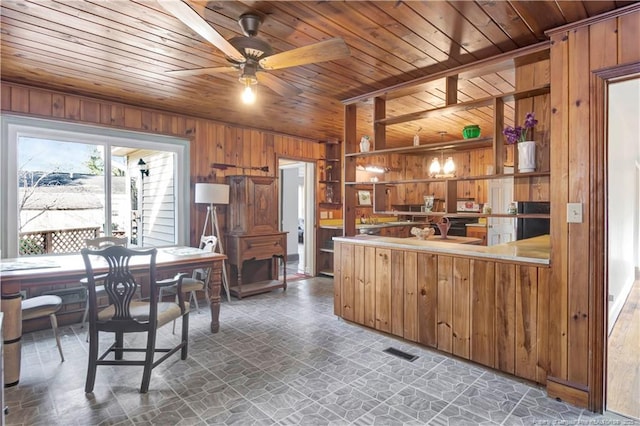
[358, 190, 372, 206]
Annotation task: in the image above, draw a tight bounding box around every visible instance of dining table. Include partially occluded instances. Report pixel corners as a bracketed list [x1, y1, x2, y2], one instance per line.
[0, 246, 227, 387]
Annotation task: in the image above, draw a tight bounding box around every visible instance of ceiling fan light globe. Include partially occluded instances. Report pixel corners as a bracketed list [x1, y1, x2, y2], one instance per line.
[242, 85, 256, 104]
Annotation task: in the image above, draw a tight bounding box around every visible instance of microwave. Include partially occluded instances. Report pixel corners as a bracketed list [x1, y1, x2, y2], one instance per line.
[456, 200, 481, 212]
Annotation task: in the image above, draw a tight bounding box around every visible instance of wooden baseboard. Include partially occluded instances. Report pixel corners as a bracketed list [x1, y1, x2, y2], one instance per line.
[546, 376, 589, 408]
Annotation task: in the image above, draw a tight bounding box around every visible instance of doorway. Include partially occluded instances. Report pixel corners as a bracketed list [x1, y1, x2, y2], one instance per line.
[605, 77, 639, 420]
[278, 158, 315, 277]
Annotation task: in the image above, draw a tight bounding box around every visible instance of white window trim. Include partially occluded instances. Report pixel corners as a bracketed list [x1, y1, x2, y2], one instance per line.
[1, 115, 190, 257]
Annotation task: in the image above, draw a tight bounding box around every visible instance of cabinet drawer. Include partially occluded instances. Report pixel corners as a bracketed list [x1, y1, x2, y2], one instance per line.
[230, 234, 286, 262]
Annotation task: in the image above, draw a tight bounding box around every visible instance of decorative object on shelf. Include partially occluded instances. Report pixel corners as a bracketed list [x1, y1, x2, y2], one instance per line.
[370, 176, 379, 183]
[325, 164, 333, 181]
[325, 186, 334, 203]
[411, 226, 435, 240]
[503, 112, 538, 173]
[482, 203, 492, 214]
[357, 190, 372, 205]
[517, 141, 536, 173]
[508, 202, 518, 215]
[436, 217, 451, 239]
[360, 135, 371, 152]
[413, 127, 422, 146]
[462, 124, 481, 139]
[423, 195, 434, 212]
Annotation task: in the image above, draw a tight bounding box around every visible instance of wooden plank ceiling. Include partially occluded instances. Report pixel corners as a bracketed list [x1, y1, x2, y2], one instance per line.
[1, 1, 635, 147]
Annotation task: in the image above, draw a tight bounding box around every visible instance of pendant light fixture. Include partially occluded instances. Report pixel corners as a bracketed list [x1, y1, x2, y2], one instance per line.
[429, 132, 456, 178]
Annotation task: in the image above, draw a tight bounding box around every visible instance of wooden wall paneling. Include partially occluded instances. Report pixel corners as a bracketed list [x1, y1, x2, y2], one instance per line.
[225, 126, 240, 175]
[566, 26, 591, 387]
[1, 84, 11, 110]
[375, 248, 392, 333]
[495, 262, 516, 374]
[470, 259, 495, 368]
[452, 257, 471, 359]
[437, 255, 453, 353]
[403, 251, 418, 342]
[354, 244, 366, 325]
[123, 106, 141, 129]
[364, 246, 376, 329]
[537, 267, 550, 384]
[391, 250, 405, 337]
[28, 91, 52, 116]
[548, 31, 570, 382]
[333, 242, 343, 317]
[618, 11, 640, 64]
[10, 86, 29, 113]
[515, 265, 539, 382]
[341, 243, 355, 322]
[417, 252, 438, 348]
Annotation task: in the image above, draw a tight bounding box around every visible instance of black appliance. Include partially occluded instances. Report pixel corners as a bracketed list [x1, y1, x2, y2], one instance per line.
[516, 202, 550, 240]
[432, 217, 478, 237]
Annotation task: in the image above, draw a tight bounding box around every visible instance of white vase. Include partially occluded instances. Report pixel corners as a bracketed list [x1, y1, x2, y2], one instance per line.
[517, 141, 536, 173]
[360, 136, 370, 152]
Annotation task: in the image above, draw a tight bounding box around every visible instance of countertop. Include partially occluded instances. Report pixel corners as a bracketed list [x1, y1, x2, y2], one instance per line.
[319, 221, 423, 230]
[332, 234, 550, 265]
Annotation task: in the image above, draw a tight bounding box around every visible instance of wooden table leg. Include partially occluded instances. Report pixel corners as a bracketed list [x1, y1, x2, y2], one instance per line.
[1, 283, 22, 387]
[208, 261, 222, 333]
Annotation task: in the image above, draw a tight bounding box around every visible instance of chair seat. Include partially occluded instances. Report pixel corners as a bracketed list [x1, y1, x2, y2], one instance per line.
[97, 301, 189, 328]
[180, 278, 205, 293]
[22, 295, 63, 321]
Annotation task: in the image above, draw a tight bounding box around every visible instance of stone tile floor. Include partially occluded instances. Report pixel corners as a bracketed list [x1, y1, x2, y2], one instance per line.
[5, 277, 634, 425]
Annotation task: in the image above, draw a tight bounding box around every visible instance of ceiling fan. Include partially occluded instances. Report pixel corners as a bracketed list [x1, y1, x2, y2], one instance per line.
[158, 1, 351, 103]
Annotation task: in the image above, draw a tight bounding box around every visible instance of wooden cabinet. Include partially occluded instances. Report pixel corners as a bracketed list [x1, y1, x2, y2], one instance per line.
[342, 44, 551, 237]
[228, 175, 278, 236]
[334, 240, 549, 384]
[317, 226, 341, 277]
[226, 175, 286, 298]
[466, 226, 487, 246]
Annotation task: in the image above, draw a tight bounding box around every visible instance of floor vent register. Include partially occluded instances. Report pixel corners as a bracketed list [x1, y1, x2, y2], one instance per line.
[383, 347, 418, 362]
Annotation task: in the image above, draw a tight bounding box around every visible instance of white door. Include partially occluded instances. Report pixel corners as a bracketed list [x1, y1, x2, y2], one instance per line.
[487, 177, 516, 245]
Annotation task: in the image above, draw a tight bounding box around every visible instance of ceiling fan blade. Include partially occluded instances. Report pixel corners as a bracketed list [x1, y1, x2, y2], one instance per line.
[157, 0, 245, 63]
[257, 72, 302, 98]
[259, 38, 350, 70]
[166, 66, 237, 77]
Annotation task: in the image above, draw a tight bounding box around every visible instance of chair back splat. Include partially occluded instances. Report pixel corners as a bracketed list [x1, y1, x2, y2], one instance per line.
[81, 245, 189, 393]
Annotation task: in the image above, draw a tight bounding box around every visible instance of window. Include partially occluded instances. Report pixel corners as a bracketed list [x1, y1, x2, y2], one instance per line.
[1, 116, 190, 257]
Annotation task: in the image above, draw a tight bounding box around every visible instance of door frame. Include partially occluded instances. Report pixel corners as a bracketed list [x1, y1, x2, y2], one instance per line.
[592, 61, 640, 413]
[277, 156, 316, 276]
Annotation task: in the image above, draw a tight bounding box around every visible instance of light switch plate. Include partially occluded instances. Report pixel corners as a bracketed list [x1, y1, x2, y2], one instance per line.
[567, 202, 583, 223]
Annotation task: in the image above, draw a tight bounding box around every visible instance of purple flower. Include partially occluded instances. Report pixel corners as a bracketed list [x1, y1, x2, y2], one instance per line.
[503, 112, 537, 144]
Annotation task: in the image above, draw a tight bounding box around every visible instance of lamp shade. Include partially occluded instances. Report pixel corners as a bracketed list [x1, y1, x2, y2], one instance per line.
[195, 183, 229, 205]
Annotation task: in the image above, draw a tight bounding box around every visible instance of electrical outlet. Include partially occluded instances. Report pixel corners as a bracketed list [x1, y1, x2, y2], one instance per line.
[567, 203, 583, 223]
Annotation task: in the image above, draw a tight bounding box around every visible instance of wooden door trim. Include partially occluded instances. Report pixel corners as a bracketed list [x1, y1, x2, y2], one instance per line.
[591, 61, 640, 413]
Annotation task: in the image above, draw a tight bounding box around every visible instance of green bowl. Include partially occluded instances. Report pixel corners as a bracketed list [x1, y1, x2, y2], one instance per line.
[462, 125, 481, 139]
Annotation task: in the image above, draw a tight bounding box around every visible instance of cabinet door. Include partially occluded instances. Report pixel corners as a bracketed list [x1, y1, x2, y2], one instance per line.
[417, 253, 438, 348]
[374, 248, 392, 333]
[487, 177, 516, 245]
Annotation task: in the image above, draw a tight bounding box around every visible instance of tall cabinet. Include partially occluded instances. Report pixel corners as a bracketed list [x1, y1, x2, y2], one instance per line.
[226, 175, 287, 299]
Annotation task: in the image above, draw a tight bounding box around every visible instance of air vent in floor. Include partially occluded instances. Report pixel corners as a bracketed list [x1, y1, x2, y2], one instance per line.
[383, 347, 418, 362]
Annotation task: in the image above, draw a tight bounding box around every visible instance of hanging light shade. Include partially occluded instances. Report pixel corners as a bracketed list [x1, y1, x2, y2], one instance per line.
[429, 157, 441, 177]
[443, 156, 455, 175]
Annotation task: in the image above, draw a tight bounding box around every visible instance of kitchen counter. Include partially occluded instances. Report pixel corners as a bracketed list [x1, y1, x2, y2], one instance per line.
[319, 221, 424, 230]
[332, 234, 550, 265]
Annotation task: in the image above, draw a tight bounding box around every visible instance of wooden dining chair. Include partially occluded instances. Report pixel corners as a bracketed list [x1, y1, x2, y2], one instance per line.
[80, 236, 129, 327]
[81, 245, 189, 393]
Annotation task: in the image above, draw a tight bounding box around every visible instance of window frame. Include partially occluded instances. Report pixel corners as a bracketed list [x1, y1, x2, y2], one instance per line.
[1, 115, 190, 257]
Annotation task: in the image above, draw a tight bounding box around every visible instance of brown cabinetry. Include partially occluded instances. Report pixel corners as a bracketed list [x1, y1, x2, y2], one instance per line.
[334, 240, 549, 384]
[466, 226, 487, 246]
[226, 175, 287, 298]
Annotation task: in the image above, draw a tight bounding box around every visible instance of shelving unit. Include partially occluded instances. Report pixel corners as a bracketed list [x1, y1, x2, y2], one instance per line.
[341, 44, 551, 237]
[316, 141, 342, 277]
